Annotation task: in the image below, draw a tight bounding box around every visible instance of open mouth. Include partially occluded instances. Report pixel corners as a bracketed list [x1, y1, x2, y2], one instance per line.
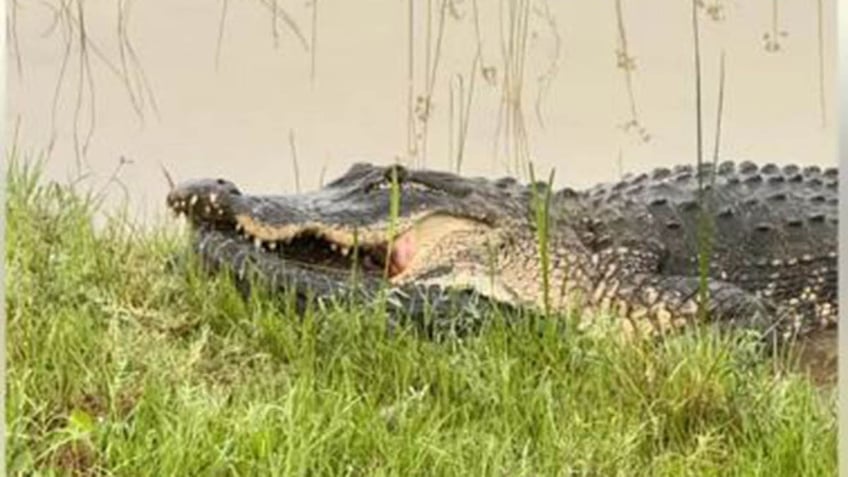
[167, 184, 417, 279]
[168, 181, 490, 282]
[234, 226, 416, 278]
[178, 212, 490, 282]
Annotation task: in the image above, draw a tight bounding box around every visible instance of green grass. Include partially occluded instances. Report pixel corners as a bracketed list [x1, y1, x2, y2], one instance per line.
[6, 159, 837, 476]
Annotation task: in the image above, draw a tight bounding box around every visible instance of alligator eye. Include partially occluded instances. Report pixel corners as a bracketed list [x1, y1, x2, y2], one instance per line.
[363, 166, 410, 193]
[384, 165, 408, 184]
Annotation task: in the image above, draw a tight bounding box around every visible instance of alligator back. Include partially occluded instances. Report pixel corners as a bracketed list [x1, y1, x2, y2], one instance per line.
[576, 161, 837, 323]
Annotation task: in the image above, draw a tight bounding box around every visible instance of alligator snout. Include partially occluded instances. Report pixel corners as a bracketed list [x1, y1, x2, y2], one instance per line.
[167, 178, 242, 224]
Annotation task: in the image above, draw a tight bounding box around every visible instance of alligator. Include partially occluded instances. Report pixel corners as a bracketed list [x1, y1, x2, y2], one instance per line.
[166, 161, 838, 353]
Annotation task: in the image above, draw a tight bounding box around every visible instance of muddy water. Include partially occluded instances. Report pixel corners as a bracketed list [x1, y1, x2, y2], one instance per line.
[7, 1, 837, 223]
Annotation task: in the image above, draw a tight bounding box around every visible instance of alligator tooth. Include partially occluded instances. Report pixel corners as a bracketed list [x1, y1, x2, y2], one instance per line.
[209, 193, 218, 204]
[235, 223, 243, 232]
[253, 237, 263, 249]
[341, 247, 350, 256]
[189, 195, 199, 206]
[267, 241, 277, 251]
[204, 205, 212, 215]
[330, 243, 339, 252]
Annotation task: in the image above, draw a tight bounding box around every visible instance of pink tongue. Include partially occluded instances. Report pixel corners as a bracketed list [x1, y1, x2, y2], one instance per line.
[389, 232, 416, 276]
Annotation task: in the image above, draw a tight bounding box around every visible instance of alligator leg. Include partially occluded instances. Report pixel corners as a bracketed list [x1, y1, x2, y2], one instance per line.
[590, 272, 793, 344]
[392, 272, 788, 343]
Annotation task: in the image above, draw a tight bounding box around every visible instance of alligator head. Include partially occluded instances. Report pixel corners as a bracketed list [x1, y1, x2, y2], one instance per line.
[166, 163, 556, 314]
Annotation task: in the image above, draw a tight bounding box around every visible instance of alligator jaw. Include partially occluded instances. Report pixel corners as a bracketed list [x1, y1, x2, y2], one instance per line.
[166, 173, 498, 280]
[167, 211, 413, 280]
[226, 220, 416, 279]
[170, 189, 486, 280]
[188, 212, 490, 281]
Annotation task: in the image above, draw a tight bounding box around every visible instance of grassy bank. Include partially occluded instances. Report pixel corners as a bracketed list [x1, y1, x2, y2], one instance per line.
[6, 160, 837, 476]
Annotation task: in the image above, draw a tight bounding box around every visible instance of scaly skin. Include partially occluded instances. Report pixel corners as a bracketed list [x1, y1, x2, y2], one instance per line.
[166, 161, 838, 346]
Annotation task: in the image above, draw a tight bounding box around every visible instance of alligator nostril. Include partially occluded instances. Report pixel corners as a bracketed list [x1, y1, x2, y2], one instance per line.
[211, 178, 241, 195]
